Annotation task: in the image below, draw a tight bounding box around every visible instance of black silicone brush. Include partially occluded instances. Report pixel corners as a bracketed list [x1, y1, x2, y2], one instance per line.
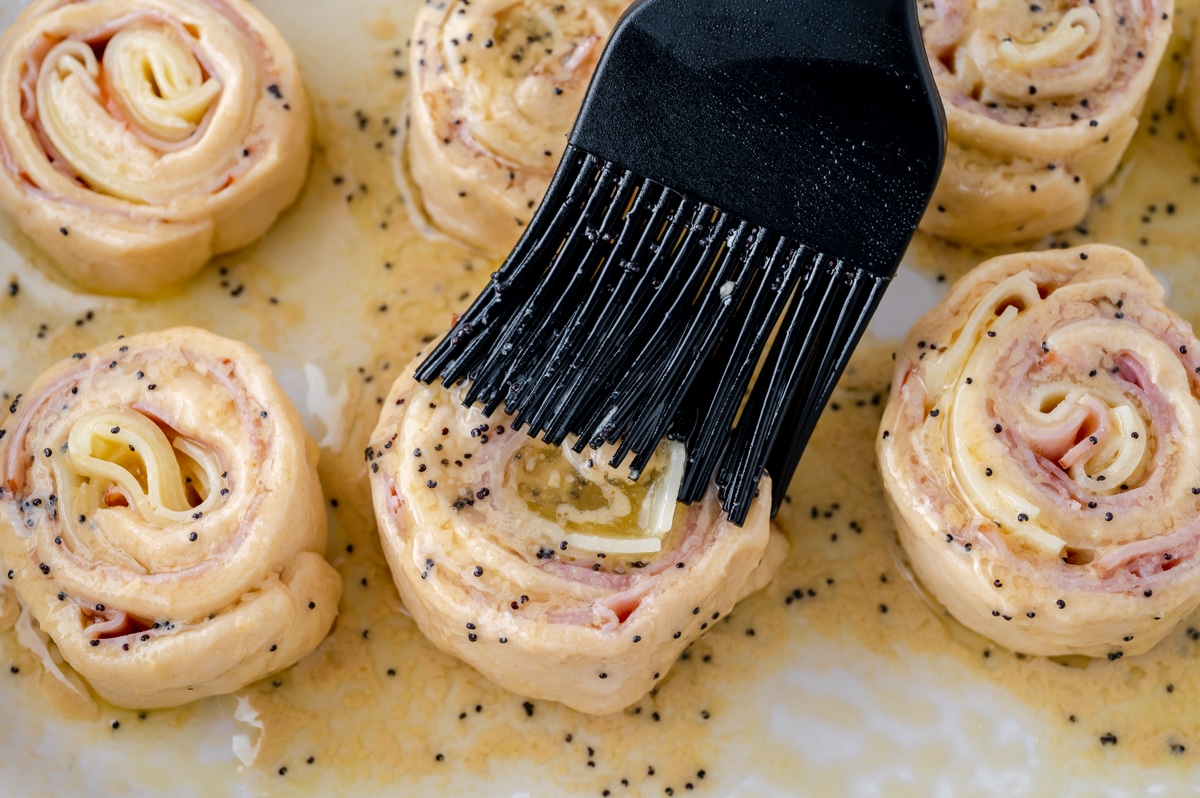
[416, 0, 946, 525]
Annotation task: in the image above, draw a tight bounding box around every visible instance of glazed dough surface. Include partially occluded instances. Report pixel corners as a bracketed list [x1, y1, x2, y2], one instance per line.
[1188, 15, 1200, 139]
[0, 0, 312, 296]
[0, 328, 341, 708]
[368, 359, 785, 716]
[406, 0, 631, 256]
[879, 245, 1200, 658]
[919, 0, 1173, 245]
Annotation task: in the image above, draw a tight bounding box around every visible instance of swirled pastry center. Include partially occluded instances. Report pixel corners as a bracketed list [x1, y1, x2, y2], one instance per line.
[926, 268, 1200, 557]
[22, 6, 262, 210]
[35, 24, 225, 203]
[955, 0, 1116, 103]
[996, 6, 1101, 69]
[58, 408, 221, 530]
[103, 26, 222, 144]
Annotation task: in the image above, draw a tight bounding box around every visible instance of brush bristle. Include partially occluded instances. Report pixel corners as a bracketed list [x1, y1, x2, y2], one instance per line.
[416, 145, 888, 525]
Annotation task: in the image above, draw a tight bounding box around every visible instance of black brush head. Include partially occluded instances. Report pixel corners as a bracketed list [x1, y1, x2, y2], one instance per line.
[417, 0, 945, 525]
[572, 0, 944, 271]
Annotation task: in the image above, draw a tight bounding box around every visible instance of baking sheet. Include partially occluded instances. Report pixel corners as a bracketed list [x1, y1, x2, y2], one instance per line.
[1, 0, 1200, 795]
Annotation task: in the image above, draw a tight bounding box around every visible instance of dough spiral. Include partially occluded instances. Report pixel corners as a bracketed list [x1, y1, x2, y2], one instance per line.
[879, 245, 1200, 658]
[919, 0, 1173, 246]
[0, 0, 312, 296]
[405, 0, 631, 256]
[368, 361, 784, 715]
[0, 328, 340, 708]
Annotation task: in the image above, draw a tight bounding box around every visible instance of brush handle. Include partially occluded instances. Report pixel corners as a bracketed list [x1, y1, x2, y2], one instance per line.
[624, 0, 918, 64]
[570, 0, 944, 274]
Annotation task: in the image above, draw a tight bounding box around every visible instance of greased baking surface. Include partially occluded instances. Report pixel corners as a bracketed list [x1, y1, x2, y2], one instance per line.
[2, 0, 1200, 795]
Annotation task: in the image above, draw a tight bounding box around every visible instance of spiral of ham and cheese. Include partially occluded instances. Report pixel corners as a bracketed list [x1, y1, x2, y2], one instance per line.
[405, 0, 631, 256]
[368, 360, 786, 715]
[918, 0, 1173, 246]
[0, 0, 311, 296]
[879, 245, 1200, 658]
[0, 328, 340, 708]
